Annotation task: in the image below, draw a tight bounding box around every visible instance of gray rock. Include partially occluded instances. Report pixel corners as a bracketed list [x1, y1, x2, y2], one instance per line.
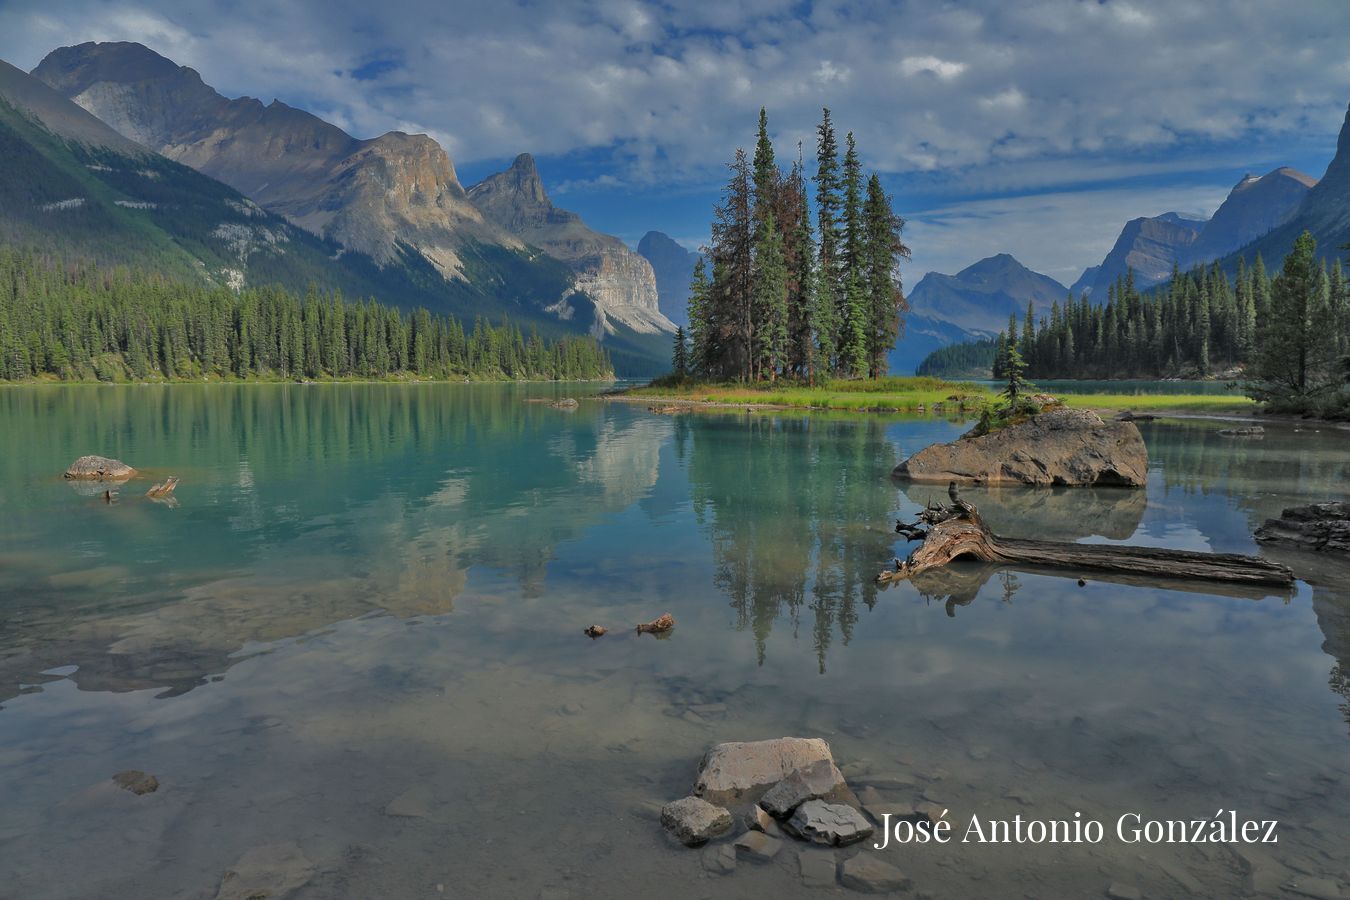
[65, 455, 135, 480]
[1219, 425, 1265, 436]
[798, 852, 838, 889]
[549, 398, 580, 409]
[854, 772, 916, 791]
[760, 759, 847, 818]
[748, 805, 781, 836]
[695, 737, 839, 805]
[861, 801, 939, 827]
[1255, 501, 1350, 555]
[838, 854, 911, 893]
[111, 770, 158, 795]
[892, 407, 1147, 486]
[661, 796, 734, 847]
[784, 800, 874, 847]
[701, 843, 736, 876]
[734, 830, 783, 861]
[384, 787, 431, 818]
[215, 842, 315, 900]
[1281, 878, 1345, 900]
[1105, 883, 1142, 900]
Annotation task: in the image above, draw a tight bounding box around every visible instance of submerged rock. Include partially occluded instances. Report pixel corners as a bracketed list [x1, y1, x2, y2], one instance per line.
[701, 843, 737, 875]
[65, 455, 135, 480]
[733, 830, 783, 861]
[661, 796, 733, 846]
[1219, 425, 1265, 436]
[892, 407, 1147, 487]
[783, 800, 873, 846]
[798, 852, 838, 889]
[1255, 502, 1350, 555]
[111, 770, 159, 795]
[549, 398, 580, 409]
[214, 842, 315, 900]
[694, 737, 840, 805]
[838, 854, 911, 893]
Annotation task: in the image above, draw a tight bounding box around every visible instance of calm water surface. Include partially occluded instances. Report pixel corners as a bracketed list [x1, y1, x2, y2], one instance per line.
[0, 384, 1347, 899]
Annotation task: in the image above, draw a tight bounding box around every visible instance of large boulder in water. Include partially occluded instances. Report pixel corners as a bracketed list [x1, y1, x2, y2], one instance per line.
[64, 455, 135, 480]
[1255, 501, 1350, 555]
[694, 737, 847, 805]
[892, 407, 1147, 487]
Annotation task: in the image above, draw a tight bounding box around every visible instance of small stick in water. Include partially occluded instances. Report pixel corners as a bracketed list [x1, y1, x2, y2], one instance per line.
[146, 476, 180, 498]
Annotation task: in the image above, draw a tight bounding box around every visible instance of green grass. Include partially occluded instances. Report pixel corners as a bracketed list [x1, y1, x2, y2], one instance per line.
[1057, 393, 1254, 413]
[625, 377, 1256, 415]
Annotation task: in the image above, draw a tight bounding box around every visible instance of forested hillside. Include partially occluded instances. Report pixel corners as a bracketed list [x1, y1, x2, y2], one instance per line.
[0, 249, 612, 382]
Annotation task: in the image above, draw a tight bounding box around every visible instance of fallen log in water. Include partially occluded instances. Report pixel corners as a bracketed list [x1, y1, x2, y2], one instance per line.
[878, 497, 1295, 588]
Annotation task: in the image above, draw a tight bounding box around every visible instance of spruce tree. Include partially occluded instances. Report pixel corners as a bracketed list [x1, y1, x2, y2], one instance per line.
[861, 174, 909, 378]
[814, 109, 843, 372]
[672, 325, 688, 378]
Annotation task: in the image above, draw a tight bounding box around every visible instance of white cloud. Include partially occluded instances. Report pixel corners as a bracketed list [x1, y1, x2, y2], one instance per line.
[898, 55, 967, 80]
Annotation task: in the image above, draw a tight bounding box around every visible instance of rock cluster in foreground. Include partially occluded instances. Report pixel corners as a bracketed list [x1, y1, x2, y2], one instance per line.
[662, 737, 907, 892]
[1255, 501, 1350, 555]
[892, 407, 1147, 487]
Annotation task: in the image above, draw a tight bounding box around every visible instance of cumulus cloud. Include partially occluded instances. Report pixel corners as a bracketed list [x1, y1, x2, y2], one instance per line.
[1, 0, 1347, 276]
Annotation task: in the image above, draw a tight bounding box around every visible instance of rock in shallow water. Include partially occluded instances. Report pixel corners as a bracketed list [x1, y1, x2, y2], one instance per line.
[701, 843, 736, 875]
[694, 737, 839, 805]
[838, 854, 911, 893]
[892, 407, 1147, 487]
[1255, 501, 1350, 555]
[111, 770, 158, 795]
[661, 796, 733, 846]
[759, 758, 848, 817]
[783, 800, 874, 847]
[215, 842, 315, 900]
[65, 455, 135, 480]
[733, 830, 782, 861]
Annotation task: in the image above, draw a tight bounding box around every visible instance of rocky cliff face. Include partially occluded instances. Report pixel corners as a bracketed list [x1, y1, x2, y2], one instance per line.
[32, 41, 515, 281]
[469, 154, 672, 335]
[636, 230, 700, 327]
[1185, 167, 1315, 264]
[1079, 213, 1204, 297]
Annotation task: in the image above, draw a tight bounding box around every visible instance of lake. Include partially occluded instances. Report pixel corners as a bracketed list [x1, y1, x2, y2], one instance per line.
[1, 384, 1347, 898]
[969, 378, 1245, 396]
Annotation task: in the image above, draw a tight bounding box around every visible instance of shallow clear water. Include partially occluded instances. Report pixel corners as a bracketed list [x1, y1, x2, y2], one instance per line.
[970, 378, 1245, 395]
[1, 384, 1347, 899]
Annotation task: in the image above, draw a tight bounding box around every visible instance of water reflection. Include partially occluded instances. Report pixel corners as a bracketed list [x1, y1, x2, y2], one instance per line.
[0, 385, 665, 702]
[683, 414, 899, 671]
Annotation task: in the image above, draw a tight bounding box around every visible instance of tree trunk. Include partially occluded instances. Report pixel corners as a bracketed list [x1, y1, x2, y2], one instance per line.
[879, 499, 1295, 589]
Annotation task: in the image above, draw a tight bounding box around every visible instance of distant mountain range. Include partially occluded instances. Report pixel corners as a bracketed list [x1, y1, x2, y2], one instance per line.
[887, 254, 1069, 374]
[14, 41, 678, 373]
[1072, 167, 1316, 297]
[636, 231, 701, 328]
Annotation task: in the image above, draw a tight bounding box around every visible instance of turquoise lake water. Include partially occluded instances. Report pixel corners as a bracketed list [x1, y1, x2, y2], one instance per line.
[0, 384, 1346, 898]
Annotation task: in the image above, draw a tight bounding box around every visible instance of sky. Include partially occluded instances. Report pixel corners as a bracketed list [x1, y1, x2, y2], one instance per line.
[2, 0, 1349, 286]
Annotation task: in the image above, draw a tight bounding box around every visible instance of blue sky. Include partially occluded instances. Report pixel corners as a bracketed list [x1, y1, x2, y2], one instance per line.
[3, 0, 1349, 286]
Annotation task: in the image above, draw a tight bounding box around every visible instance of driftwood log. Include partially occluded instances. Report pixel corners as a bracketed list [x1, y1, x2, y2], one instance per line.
[879, 495, 1295, 589]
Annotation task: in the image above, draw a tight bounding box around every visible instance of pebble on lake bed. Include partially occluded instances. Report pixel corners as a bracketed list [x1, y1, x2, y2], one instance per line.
[661, 796, 733, 846]
[111, 770, 158, 795]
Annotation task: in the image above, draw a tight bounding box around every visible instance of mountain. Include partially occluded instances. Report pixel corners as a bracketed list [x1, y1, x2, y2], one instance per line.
[907, 253, 1069, 334]
[1076, 212, 1205, 298]
[1185, 167, 1315, 263]
[1069, 265, 1101, 298]
[1220, 104, 1350, 269]
[467, 154, 672, 336]
[636, 231, 701, 327]
[886, 253, 1068, 374]
[29, 41, 671, 368]
[0, 57, 465, 300]
[1075, 167, 1314, 298]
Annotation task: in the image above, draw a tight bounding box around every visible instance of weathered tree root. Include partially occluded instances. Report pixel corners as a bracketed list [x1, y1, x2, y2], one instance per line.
[879, 499, 1295, 588]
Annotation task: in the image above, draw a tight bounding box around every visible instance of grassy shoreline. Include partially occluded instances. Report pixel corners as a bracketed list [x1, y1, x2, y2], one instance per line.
[618, 377, 1256, 415]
